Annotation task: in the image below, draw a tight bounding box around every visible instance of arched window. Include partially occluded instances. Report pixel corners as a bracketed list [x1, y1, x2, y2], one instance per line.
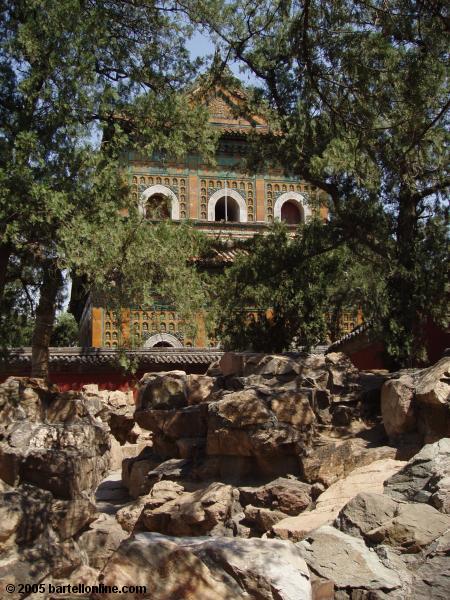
[139, 184, 180, 220]
[208, 188, 247, 222]
[145, 194, 170, 219]
[281, 200, 302, 224]
[273, 192, 311, 223]
[214, 196, 240, 222]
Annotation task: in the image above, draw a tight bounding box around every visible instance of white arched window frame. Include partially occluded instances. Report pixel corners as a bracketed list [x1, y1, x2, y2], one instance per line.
[207, 188, 247, 223]
[143, 333, 183, 348]
[139, 184, 180, 220]
[273, 192, 312, 223]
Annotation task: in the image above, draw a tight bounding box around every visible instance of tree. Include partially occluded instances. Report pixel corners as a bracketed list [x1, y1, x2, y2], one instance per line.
[183, 0, 449, 367]
[214, 220, 385, 351]
[0, 0, 216, 376]
[50, 312, 79, 347]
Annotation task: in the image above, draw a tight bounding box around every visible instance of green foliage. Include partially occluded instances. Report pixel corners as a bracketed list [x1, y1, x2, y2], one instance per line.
[50, 312, 79, 347]
[214, 220, 384, 352]
[186, 0, 449, 366]
[0, 0, 216, 370]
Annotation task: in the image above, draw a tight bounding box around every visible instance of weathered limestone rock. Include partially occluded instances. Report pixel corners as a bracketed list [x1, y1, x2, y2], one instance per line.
[366, 502, 450, 552]
[384, 438, 450, 509]
[244, 504, 287, 533]
[121, 449, 162, 498]
[99, 533, 312, 600]
[335, 492, 400, 538]
[136, 370, 188, 415]
[186, 374, 215, 404]
[273, 459, 405, 541]
[77, 514, 127, 570]
[297, 525, 402, 593]
[300, 437, 397, 487]
[0, 378, 120, 596]
[116, 480, 185, 533]
[239, 477, 311, 516]
[415, 357, 450, 442]
[98, 533, 239, 600]
[206, 387, 315, 465]
[381, 374, 417, 439]
[415, 356, 450, 406]
[82, 384, 136, 445]
[0, 378, 110, 497]
[139, 482, 240, 536]
[325, 352, 360, 399]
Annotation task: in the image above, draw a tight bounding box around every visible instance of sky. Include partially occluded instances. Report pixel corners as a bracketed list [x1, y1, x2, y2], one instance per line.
[186, 29, 258, 86]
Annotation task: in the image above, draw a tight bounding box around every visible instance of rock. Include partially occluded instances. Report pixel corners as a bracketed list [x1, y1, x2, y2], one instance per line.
[273, 459, 405, 541]
[414, 358, 450, 443]
[139, 482, 240, 536]
[100, 533, 312, 600]
[77, 514, 127, 570]
[415, 356, 450, 406]
[206, 387, 315, 473]
[244, 504, 287, 533]
[138, 404, 208, 440]
[411, 553, 450, 599]
[239, 477, 311, 516]
[186, 374, 215, 404]
[270, 389, 316, 427]
[300, 437, 397, 487]
[325, 352, 359, 397]
[336, 492, 400, 538]
[384, 438, 450, 508]
[381, 374, 416, 439]
[121, 449, 162, 498]
[82, 384, 136, 445]
[136, 370, 188, 415]
[116, 480, 185, 533]
[430, 475, 450, 513]
[98, 533, 238, 599]
[366, 502, 450, 552]
[297, 525, 402, 593]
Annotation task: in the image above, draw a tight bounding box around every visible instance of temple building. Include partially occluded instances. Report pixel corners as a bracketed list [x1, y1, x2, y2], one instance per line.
[78, 83, 357, 349]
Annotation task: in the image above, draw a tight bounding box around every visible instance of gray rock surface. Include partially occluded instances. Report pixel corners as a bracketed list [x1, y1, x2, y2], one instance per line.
[99, 532, 312, 600]
[384, 438, 450, 508]
[335, 492, 400, 538]
[297, 525, 402, 592]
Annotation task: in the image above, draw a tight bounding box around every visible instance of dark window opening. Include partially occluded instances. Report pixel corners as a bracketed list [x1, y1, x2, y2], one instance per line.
[281, 200, 302, 224]
[145, 194, 170, 219]
[214, 196, 240, 222]
[153, 341, 173, 347]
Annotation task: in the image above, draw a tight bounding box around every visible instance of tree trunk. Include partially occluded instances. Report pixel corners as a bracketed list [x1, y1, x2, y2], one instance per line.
[68, 273, 89, 323]
[31, 262, 63, 378]
[0, 242, 12, 304]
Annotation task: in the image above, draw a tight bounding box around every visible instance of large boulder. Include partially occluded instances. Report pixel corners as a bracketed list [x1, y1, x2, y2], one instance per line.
[99, 533, 312, 600]
[77, 513, 127, 570]
[0, 377, 109, 502]
[366, 502, 450, 552]
[273, 458, 405, 541]
[384, 438, 450, 510]
[0, 377, 111, 595]
[297, 525, 402, 594]
[335, 492, 400, 538]
[82, 384, 137, 445]
[138, 482, 240, 537]
[136, 370, 188, 415]
[299, 437, 397, 487]
[415, 357, 450, 442]
[239, 477, 312, 516]
[381, 374, 417, 439]
[206, 387, 315, 473]
[116, 480, 185, 533]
